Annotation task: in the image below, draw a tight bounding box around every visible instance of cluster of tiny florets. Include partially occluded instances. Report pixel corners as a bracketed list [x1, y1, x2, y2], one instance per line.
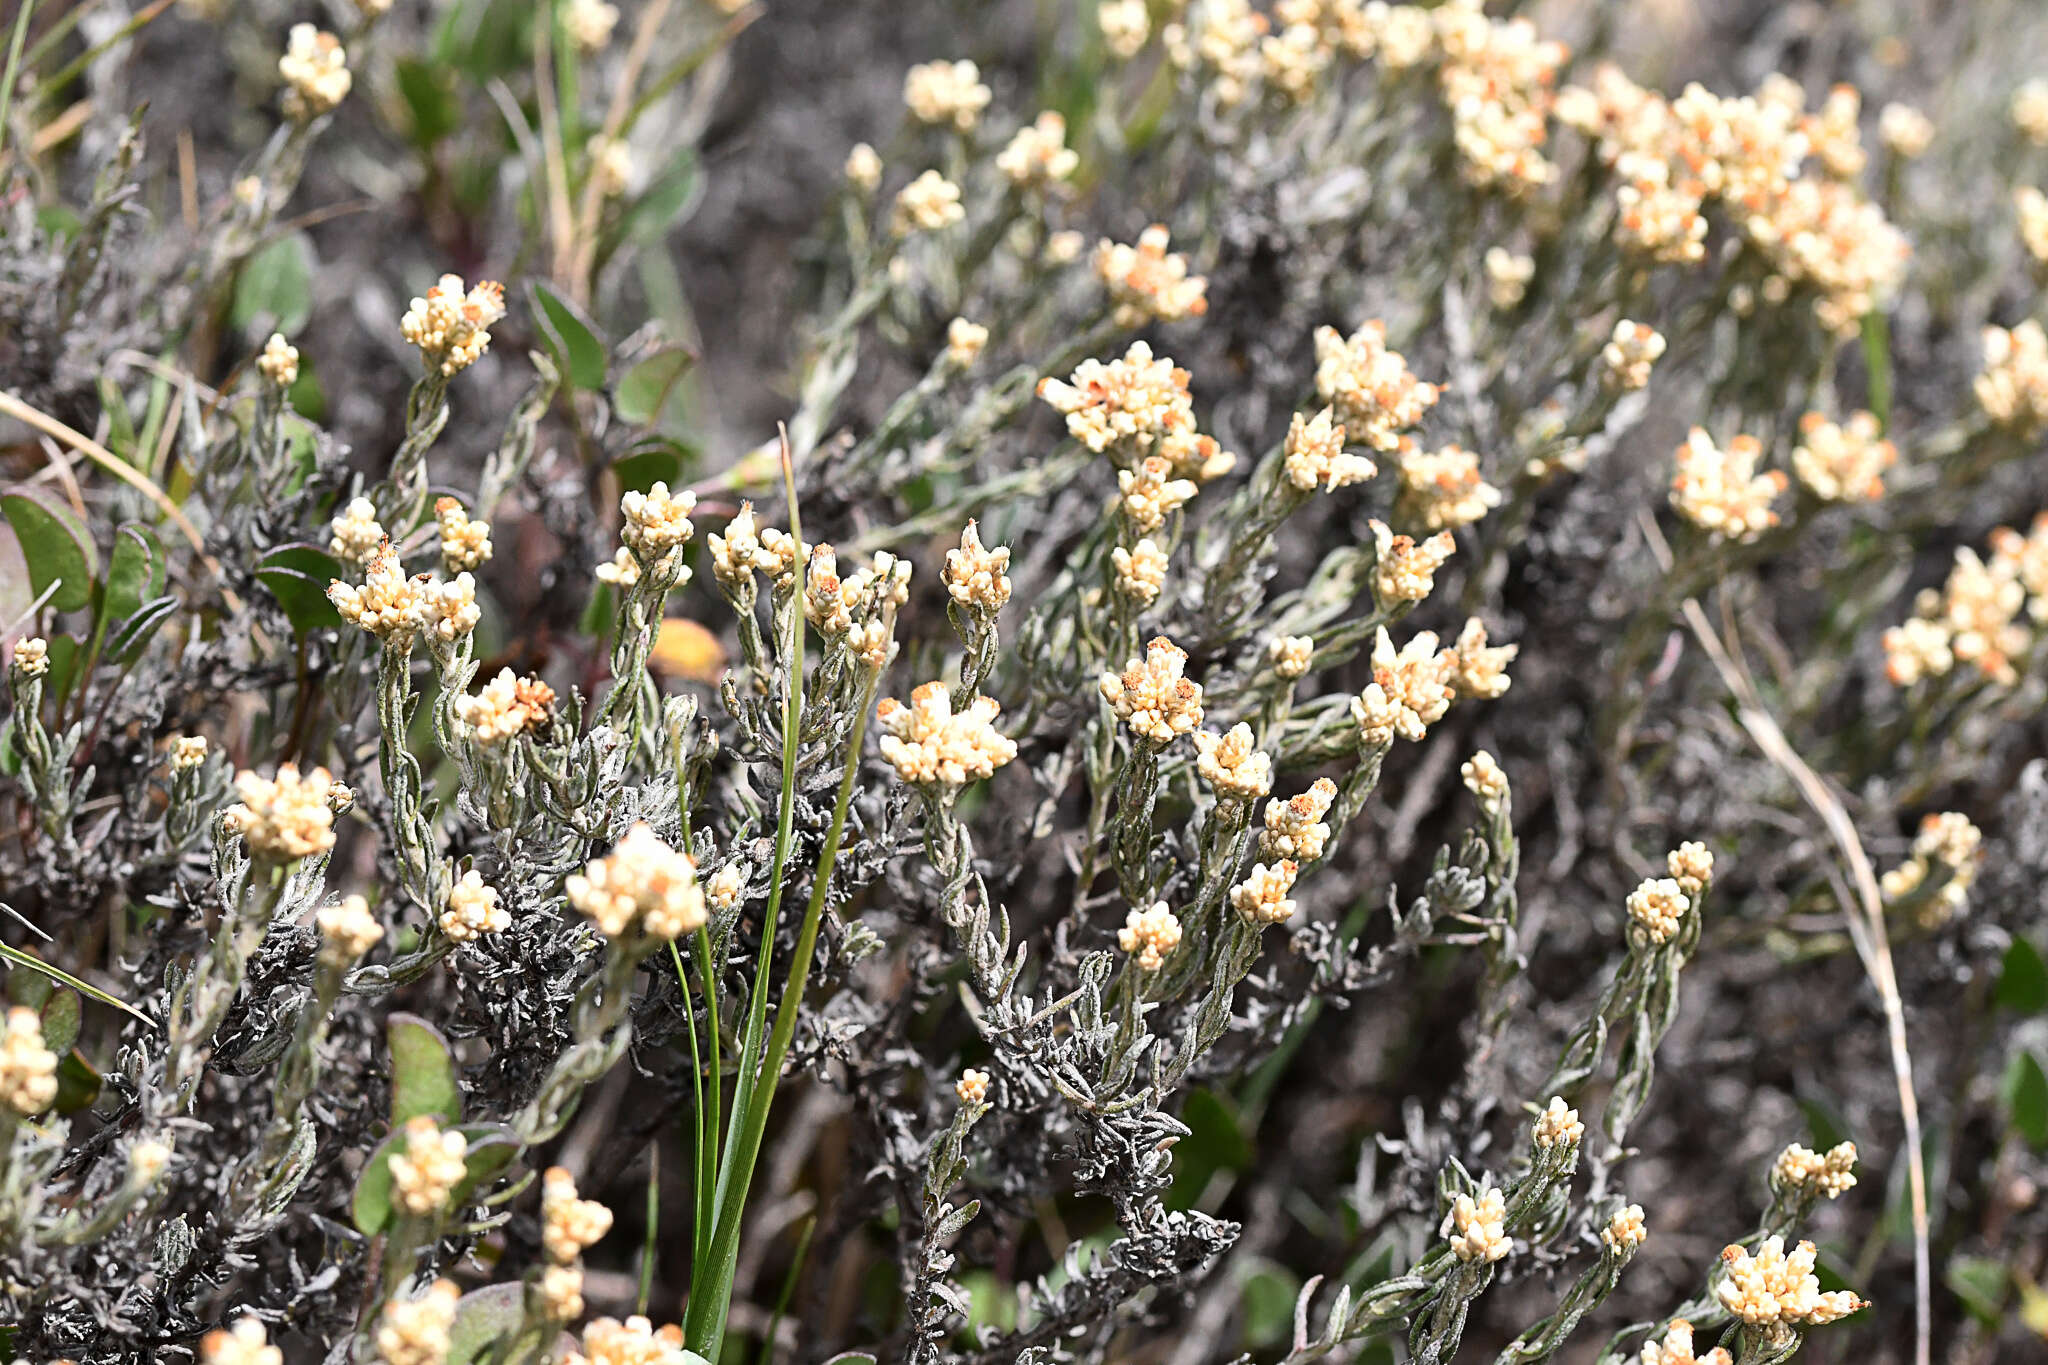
[278, 25, 350, 121]
[201, 1319, 284, 1365]
[1396, 444, 1499, 530]
[1230, 860, 1299, 926]
[375, 1280, 460, 1365]
[456, 668, 557, 745]
[1625, 877, 1691, 945]
[566, 824, 706, 941]
[1312, 322, 1440, 452]
[400, 273, 506, 377]
[1638, 1320, 1731, 1365]
[1095, 224, 1209, 326]
[1101, 637, 1205, 744]
[1353, 627, 1455, 745]
[316, 894, 384, 966]
[224, 764, 338, 861]
[903, 59, 990, 130]
[997, 111, 1078, 186]
[389, 1116, 469, 1217]
[1446, 1184, 1510, 1263]
[1283, 407, 1376, 493]
[1717, 1236, 1867, 1327]
[1260, 778, 1336, 862]
[876, 682, 1019, 790]
[1461, 750, 1509, 812]
[329, 497, 386, 566]
[1772, 1141, 1859, 1199]
[543, 1166, 615, 1263]
[944, 521, 1013, 610]
[893, 170, 965, 233]
[1117, 902, 1183, 971]
[440, 870, 509, 943]
[1, 1006, 58, 1116]
[1792, 410, 1896, 503]
[1976, 320, 2048, 430]
[436, 497, 493, 572]
[1370, 520, 1456, 605]
[1531, 1096, 1584, 1150]
[256, 332, 298, 387]
[1193, 723, 1273, 800]
[1670, 428, 1787, 541]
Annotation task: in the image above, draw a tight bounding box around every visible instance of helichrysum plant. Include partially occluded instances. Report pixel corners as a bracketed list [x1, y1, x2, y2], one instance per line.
[3, 1, 2048, 1362]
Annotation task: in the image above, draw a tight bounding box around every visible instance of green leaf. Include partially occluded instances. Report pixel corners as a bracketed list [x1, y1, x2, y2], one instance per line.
[52, 1049, 99, 1113]
[352, 1129, 402, 1235]
[432, 0, 533, 80]
[38, 985, 80, 1055]
[451, 1124, 519, 1203]
[395, 57, 460, 146]
[620, 145, 701, 243]
[254, 543, 345, 634]
[445, 1284, 525, 1365]
[38, 633, 80, 709]
[1861, 310, 1893, 432]
[3, 484, 98, 613]
[529, 281, 607, 391]
[2003, 1049, 2048, 1149]
[1946, 1255, 2009, 1326]
[231, 233, 315, 338]
[388, 1012, 461, 1127]
[0, 943, 151, 1026]
[94, 523, 165, 665]
[0, 521, 35, 630]
[105, 597, 176, 663]
[613, 348, 695, 426]
[1238, 1260, 1300, 1349]
[1998, 937, 2048, 1015]
[611, 436, 690, 496]
[1167, 1087, 1252, 1209]
[1797, 1094, 1852, 1153]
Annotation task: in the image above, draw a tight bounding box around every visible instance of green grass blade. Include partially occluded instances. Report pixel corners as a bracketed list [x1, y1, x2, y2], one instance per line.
[0, 941, 152, 1027]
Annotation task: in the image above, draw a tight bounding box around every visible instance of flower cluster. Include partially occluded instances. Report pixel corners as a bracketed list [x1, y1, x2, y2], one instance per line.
[1229, 860, 1299, 925]
[1369, 520, 1456, 606]
[278, 25, 350, 121]
[375, 1280, 460, 1365]
[201, 1319, 283, 1365]
[1117, 902, 1183, 971]
[1192, 723, 1272, 800]
[1603, 1204, 1648, 1252]
[1101, 636, 1205, 744]
[1261, 778, 1335, 862]
[1669, 428, 1786, 542]
[1600, 320, 1667, 391]
[329, 497, 386, 566]
[328, 543, 426, 641]
[1396, 445, 1499, 530]
[1461, 750, 1508, 812]
[256, 333, 298, 387]
[572, 1316, 690, 1365]
[1638, 1320, 1731, 1365]
[1038, 342, 1211, 470]
[1879, 811, 1982, 923]
[1111, 538, 1170, 605]
[456, 668, 557, 745]
[12, 636, 47, 677]
[876, 682, 1019, 790]
[1791, 410, 1895, 503]
[903, 59, 990, 131]
[893, 170, 965, 232]
[1885, 537, 2031, 687]
[1530, 1096, 1584, 1150]
[1269, 634, 1314, 679]
[620, 481, 698, 579]
[436, 497, 493, 572]
[440, 870, 509, 943]
[955, 1068, 991, 1105]
[1094, 225, 1209, 326]
[1282, 407, 1376, 493]
[389, 1116, 469, 1216]
[566, 824, 706, 941]
[1717, 1236, 1866, 1327]
[1624, 877, 1690, 946]
[1446, 1184, 1509, 1263]
[400, 274, 507, 377]
[997, 111, 1078, 187]
[1312, 322, 1440, 452]
[943, 521, 1013, 611]
[1, 1006, 58, 1115]
[1353, 627, 1454, 745]
[1117, 456, 1200, 533]
[1976, 320, 2048, 430]
[543, 1166, 615, 1263]
[1771, 1141, 1858, 1199]
[316, 894, 384, 966]
[224, 763, 338, 862]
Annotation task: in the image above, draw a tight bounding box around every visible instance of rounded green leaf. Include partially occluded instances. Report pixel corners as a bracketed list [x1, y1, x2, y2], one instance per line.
[388, 1011, 461, 1127]
[38, 985, 80, 1055]
[444, 1284, 525, 1365]
[1998, 936, 2048, 1015]
[3, 485, 98, 613]
[614, 348, 696, 427]
[529, 281, 607, 391]
[232, 232, 315, 338]
[352, 1128, 402, 1236]
[255, 543, 346, 634]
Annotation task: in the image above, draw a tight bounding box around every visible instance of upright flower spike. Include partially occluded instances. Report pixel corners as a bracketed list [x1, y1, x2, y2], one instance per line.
[620, 481, 698, 579]
[943, 521, 1012, 611]
[1101, 636, 1205, 745]
[400, 274, 507, 377]
[1461, 751, 1509, 812]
